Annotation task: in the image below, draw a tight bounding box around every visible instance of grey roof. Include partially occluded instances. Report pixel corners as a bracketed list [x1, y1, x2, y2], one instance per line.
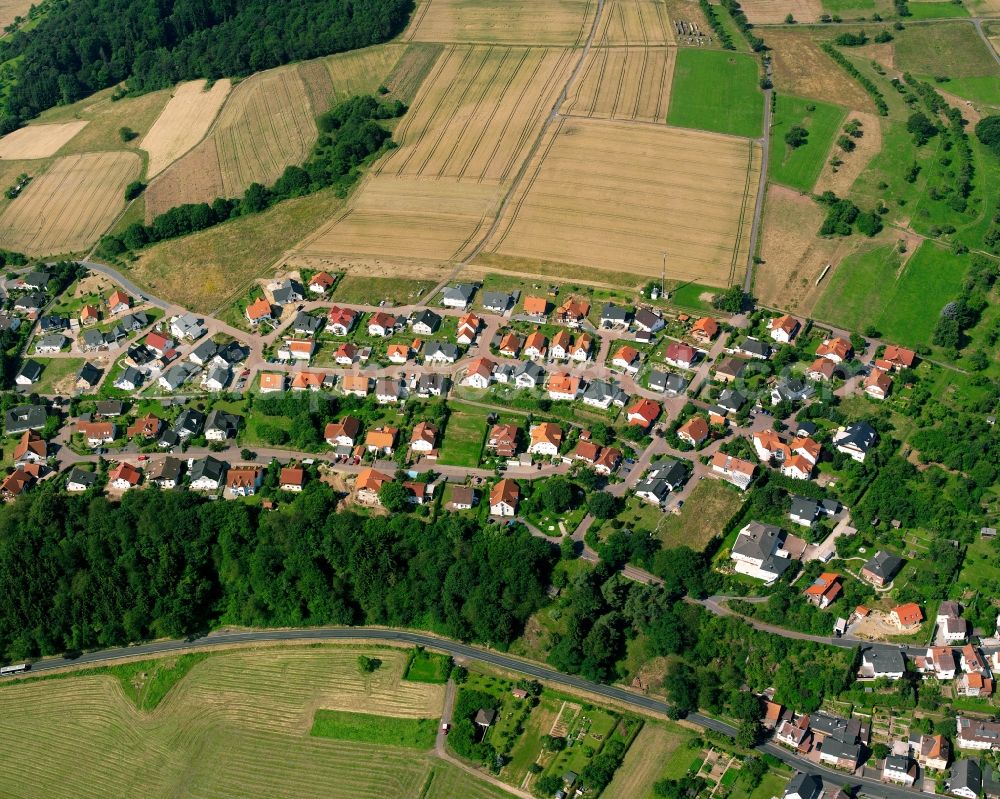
[38, 315, 66, 331]
[649, 459, 688, 490]
[66, 467, 98, 488]
[148, 456, 183, 484]
[790, 496, 818, 521]
[76, 362, 103, 386]
[836, 421, 877, 451]
[158, 428, 180, 448]
[821, 498, 840, 514]
[474, 708, 497, 726]
[375, 377, 401, 396]
[215, 341, 249, 365]
[482, 290, 513, 310]
[114, 366, 143, 389]
[425, 341, 460, 360]
[796, 421, 818, 437]
[5, 404, 48, 433]
[734, 521, 785, 562]
[34, 333, 63, 351]
[820, 737, 860, 763]
[14, 291, 44, 309]
[120, 312, 150, 331]
[950, 760, 983, 794]
[633, 308, 663, 331]
[885, 755, 912, 773]
[442, 283, 477, 304]
[863, 550, 903, 581]
[738, 337, 772, 358]
[582, 379, 624, 403]
[863, 646, 905, 674]
[190, 455, 226, 483]
[514, 361, 545, 381]
[205, 365, 229, 387]
[292, 311, 323, 335]
[17, 359, 42, 382]
[412, 309, 441, 330]
[664, 373, 689, 393]
[126, 344, 155, 365]
[21, 271, 49, 289]
[271, 280, 302, 305]
[95, 400, 123, 417]
[636, 478, 670, 502]
[160, 363, 196, 390]
[784, 773, 822, 799]
[174, 408, 205, 436]
[718, 388, 746, 412]
[600, 302, 630, 322]
[81, 329, 105, 348]
[810, 713, 855, 742]
[103, 325, 127, 344]
[774, 377, 815, 403]
[205, 409, 240, 437]
[649, 371, 688, 394]
[190, 339, 218, 362]
[417, 373, 449, 393]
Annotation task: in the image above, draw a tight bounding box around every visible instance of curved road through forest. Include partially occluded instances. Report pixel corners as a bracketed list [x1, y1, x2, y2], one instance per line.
[16, 626, 931, 799]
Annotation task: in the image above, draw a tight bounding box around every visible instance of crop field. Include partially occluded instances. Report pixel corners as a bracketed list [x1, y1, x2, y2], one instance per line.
[0, 645, 462, 799]
[593, 0, 675, 44]
[140, 79, 232, 178]
[893, 22, 1000, 106]
[768, 94, 846, 192]
[603, 722, 694, 799]
[488, 118, 761, 287]
[376, 45, 574, 183]
[146, 65, 317, 217]
[562, 46, 676, 123]
[740, 0, 822, 23]
[405, 0, 597, 45]
[0, 121, 87, 159]
[297, 44, 407, 113]
[764, 30, 876, 112]
[0, 151, 140, 255]
[667, 49, 762, 139]
[0, 0, 33, 28]
[311, 710, 438, 749]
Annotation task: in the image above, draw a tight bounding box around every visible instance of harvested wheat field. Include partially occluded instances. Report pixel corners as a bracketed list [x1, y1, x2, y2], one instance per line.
[297, 175, 501, 264]
[140, 79, 231, 178]
[489, 118, 761, 286]
[0, 645, 515, 799]
[740, 0, 821, 23]
[377, 45, 574, 182]
[603, 722, 693, 799]
[406, 0, 597, 45]
[297, 44, 406, 114]
[755, 185, 860, 315]
[595, 0, 675, 44]
[0, 0, 33, 28]
[0, 121, 87, 160]
[146, 65, 317, 218]
[563, 46, 675, 122]
[766, 30, 876, 111]
[814, 111, 882, 195]
[0, 151, 140, 255]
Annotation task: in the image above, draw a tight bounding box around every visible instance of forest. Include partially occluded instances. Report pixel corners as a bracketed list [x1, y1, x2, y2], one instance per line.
[0, 0, 412, 131]
[0, 484, 556, 661]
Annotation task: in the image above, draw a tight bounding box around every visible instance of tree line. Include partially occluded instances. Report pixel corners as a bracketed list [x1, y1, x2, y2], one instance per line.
[0, 0, 413, 131]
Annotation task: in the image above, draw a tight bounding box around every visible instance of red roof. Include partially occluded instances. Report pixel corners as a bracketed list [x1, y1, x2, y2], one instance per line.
[665, 341, 696, 363]
[627, 398, 661, 427]
[893, 603, 924, 627]
[246, 297, 272, 320]
[310, 271, 335, 289]
[678, 416, 709, 443]
[109, 461, 141, 485]
[327, 306, 358, 328]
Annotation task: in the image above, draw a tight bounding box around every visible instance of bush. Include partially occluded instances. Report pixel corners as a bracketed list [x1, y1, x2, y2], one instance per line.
[784, 125, 809, 148]
[118, 126, 137, 142]
[975, 115, 1000, 158]
[124, 180, 146, 201]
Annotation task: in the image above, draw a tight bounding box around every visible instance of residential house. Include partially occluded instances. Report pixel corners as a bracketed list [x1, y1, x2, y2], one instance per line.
[555, 297, 589, 327]
[948, 759, 983, 798]
[447, 485, 475, 511]
[817, 337, 853, 363]
[424, 341, 459, 364]
[375, 378, 403, 404]
[859, 647, 906, 680]
[807, 358, 837, 382]
[769, 315, 801, 343]
[677, 416, 709, 446]
[65, 467, 98, 492]
[627, 398, 661, 429]
[215, 341, 248, 368]
[368, 311, 399, 337]
[341, 375, 371, 397]
[771, 377, 815, 406]
[0, 466, 36, 501]
[171, 313, 204, 340]
[326, 306, 359, 336]
[790, 496, 820, 527]
[456, 313, 481, 345]
[734, 337, 772, 360]
[202, 365, 230, 392]
[528, 422, 563, 457]
[13, 430, 46, 465]
[715, 356, 748, 382]
[245, 297, 273, 326]
[441, 283, 477, 309]
[259, 372, 285, 393]
[279, 467, 306, 492]
[226, 467, 263, 497]
[818, 737, 861, 770]
[462, 357, 496, 389]
[513, 361, 545, 389]
[308, 271, 335, 294]
[13, 292, 44, 315]
[108, 461, 142, 491]
[409, 421, 437, 456]
[356, 468, 391, 505]
[883, 755, 917, 786]
[611, 344, 640, 373]
[550, 329, 572, 360]
[114, 366, 144, 392]
[291, 371, 325, 391]
[833, 422, 877, 462]
[861, 551, 903, 587]
[95, 400, 123, 418]
[717, 388, 747, 415]
[731, 521, 797, 583]
[938, 602, 970, 643]
[127, 414, 162, 440]
[498, 331, 522, 357]
[18, 271, 48, 291]
[926, 646, 959, 680]
[403, 481, 430, 505]
[916, 734, 950, 771]
[147, 457, 183, 489]
[711, 452, 756, 489]
[524, 331, 547, 359]
[76, 421, 117, 448]
[174, 409, 205, 439]
[570, 333, 593, 362]
[278, 339, 315, 362]
[5, 404, 48, 434]
[387, 343, 411, 364]
[783, 773, 822, 799]
[691, 316, 719, 344]
[482, 291, 513, 314]
[15, 359, 42, 386]
[80, 305, 100, 325]
[958, 672, 994, 698]
[634, 308, 664, 333]
[547, 372, 581, 401]
[600, 303, 630, 328]
[775, 717, 812, 752]
[782, 453, 815, 481]
[189, 456, 227, 491]
[291, 311, 323, 338]
[487, 424, 519, 458]
[634, 475, 671, 505]
[581, 380, 627, 409]
[416, 373, 449, 397]
[205, 410, 240, 441]
[34, 333, 66, 354]
[411, 309, 442, 336]
[189, 339, 219, 366]
[957, 719, 1000, 751]
[325, 417, 362, 448]
[489, 479, 520, 516]
[269, 279, 303, 306]
[864, 370, 892, 400]
[878, 345, 917, 372]
[891, 603, 924, 630]
[664, 342, 697, 370]
[804, 573, 842, 609]
[158, 362, 198, 391]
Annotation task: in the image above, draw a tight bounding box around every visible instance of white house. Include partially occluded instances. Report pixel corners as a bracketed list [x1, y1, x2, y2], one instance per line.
[731, 521, 793, 583]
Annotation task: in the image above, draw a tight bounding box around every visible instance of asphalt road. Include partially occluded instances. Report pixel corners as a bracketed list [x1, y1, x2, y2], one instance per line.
[19, 627, 929, 799]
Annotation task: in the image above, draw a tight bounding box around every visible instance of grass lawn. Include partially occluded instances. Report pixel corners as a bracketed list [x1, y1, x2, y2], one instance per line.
[404, 649, 452, 684]
[894, 22, 998, 84]
[658, 479, 745, 550]
[667, 49, 763, 139]
[812, 244, 901, 331]
[821, 0, 877, 12]
[956, 537, 1000, 593]
[906, 0, 969, 17]
[603, 721, 697, 799]
[310, 710, 438, 749]
[768, 94, 847, 192]
[438, 402, 488, 468]
[669, 281, 718, 312]
[331, 275, 436, 306]
[31, 357, 85, 395]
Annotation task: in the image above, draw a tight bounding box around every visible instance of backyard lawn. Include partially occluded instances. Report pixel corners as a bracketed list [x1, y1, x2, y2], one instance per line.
[438, 402, 489, 467]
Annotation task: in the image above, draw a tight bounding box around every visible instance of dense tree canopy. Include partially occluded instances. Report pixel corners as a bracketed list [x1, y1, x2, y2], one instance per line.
[0, 0, 413, 130]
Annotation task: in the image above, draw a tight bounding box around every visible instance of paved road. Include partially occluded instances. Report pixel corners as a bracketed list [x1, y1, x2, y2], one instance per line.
[973, 18, 1000, 67]
[79, 260, 171, 310]
[15, 626, 931, 799]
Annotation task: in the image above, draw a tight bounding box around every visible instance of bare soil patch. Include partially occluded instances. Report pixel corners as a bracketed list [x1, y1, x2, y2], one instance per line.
[813, 110, 882, 195]
[740, 0, 822, 22]
[0, 122, 88, 159]
[141, 79, 232, 178]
